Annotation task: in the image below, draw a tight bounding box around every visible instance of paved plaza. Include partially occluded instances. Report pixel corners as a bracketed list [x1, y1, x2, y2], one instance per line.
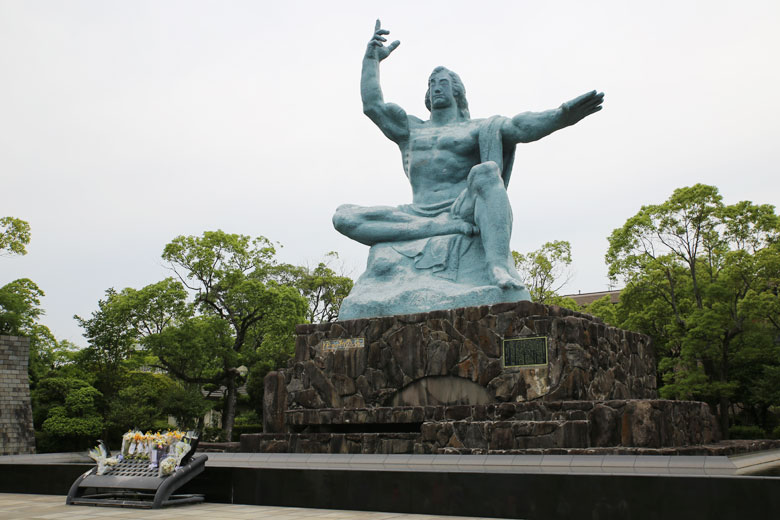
[0, 494, 503, 520]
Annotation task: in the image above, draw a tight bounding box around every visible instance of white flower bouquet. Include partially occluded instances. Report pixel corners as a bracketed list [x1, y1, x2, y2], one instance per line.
[87, 442, 118, 475]
[158, 439, 191, 477]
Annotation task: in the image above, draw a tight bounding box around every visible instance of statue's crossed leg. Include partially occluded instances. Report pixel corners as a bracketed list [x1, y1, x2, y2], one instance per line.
[333, 161, 523, 290]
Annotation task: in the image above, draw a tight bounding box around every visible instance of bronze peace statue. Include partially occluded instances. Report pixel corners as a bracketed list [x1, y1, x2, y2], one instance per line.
[334, 21, 604, 320]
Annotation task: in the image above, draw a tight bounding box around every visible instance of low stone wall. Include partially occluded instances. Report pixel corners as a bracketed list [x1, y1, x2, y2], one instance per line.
[266, 302, 657, 432]
[418, 399, 719, 452]
[0, 335, 35, 455]
[248, 399, 719, 454]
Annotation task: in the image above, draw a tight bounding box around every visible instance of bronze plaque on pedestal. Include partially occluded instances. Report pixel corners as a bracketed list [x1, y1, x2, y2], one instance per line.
[503, 336, 548, 367]
[319, 337, 365, 352]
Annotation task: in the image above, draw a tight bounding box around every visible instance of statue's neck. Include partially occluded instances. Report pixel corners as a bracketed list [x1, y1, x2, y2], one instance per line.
[430, 106, 461, 126]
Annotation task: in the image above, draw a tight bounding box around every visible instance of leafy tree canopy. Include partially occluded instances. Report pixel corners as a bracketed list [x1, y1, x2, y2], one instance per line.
[75, 231, 308, 440]
[74, 289, 139, 401]
[69, 231, 349, 441]
[273, 252, 354, 324]
[605, 184, 780, 436]
[0, 278, 44, 334]
[513, 240, 576, 307]
[159, 230, 307, 438]
[0, 217, 31, 257]
[0, 278, 63, 386]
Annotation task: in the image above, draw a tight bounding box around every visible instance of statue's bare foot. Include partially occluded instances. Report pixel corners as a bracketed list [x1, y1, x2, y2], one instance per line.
[490, 265, 525, 290]
[432, 214, 479, 237]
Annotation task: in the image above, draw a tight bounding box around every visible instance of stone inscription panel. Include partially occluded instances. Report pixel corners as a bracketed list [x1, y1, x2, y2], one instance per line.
[503, 336, 548, 367]
[319, 337, 365, 352]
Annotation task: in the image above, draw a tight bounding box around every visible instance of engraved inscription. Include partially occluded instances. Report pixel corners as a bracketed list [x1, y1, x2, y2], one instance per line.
[503, 337, 548, 367]
[319, 337, 365, 352]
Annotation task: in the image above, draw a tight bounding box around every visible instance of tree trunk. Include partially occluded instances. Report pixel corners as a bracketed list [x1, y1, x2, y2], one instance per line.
[719, 336, 731, 440]
[223, 376, 237, 441]
[719, 395, 730, 440]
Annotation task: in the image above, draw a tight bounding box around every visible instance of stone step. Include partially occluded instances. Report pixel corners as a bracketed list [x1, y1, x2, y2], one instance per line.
[286, 401, 605, 428]
[283, 400, 719, 450]
[242, 420, 592, 454]
[421, 420, 591, 451]
[247, 400, 720, 454]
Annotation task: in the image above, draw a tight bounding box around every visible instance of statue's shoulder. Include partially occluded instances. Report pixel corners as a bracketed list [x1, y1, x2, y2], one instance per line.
[468, 116, 508, 128]
[474, 115, 512, 137]
[478, 115, 511, 126]
[407, 114, 425, 126]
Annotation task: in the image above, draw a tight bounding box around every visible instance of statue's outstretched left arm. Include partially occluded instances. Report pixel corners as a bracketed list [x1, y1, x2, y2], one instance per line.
[502, 90, 604, 144]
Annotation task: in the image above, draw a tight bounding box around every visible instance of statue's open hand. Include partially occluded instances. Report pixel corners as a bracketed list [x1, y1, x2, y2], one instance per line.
[366, 19, 400, 62]
[561, 90, 604, 126]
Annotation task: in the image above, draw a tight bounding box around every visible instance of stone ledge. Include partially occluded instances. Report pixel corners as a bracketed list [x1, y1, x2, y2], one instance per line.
[6, 449, 780, 477]
[286, 400, 712, 426]
[240, 429, 778, 458]
[250, 399, 719, 454]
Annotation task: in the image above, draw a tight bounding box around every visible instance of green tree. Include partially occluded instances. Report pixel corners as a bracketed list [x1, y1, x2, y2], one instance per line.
[41, 385, 104, 448]
[162, 382, 213, 430]
[76, 231, 313, 439]
[0, 278, 62, 386]
[605, 184, 780, 436]
[513, 240, 578, 308]
[32, 376, 104, 452]
[0, 217, 31, 256]
[275, 252, 354, 323]
[157, 230, 307, 439]
[74, 289, 138, 406]
[739, 241, 780, 333]
[29, 338, 82, 389]
[105, 371, 209, 434]
[585, 294, 619, 326]
[32, 376, 93, 430]
[0, 278, 44, 334]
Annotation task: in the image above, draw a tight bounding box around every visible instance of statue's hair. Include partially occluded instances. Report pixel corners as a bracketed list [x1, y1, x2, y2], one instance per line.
[425, 66, 470, 119]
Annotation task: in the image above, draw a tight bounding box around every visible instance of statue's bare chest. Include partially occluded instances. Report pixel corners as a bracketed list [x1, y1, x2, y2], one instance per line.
[407, 123, 479, 156]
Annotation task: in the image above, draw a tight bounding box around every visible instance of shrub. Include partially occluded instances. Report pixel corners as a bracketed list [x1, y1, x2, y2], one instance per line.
[729, 425, 767, 440]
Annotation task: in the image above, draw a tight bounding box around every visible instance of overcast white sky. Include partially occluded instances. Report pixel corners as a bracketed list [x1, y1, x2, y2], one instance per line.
[2, 1, 779, 345]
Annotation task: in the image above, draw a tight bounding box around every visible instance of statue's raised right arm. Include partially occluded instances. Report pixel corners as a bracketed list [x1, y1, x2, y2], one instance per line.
[502, 90, 604, 144]
[361, 20, 410, 144]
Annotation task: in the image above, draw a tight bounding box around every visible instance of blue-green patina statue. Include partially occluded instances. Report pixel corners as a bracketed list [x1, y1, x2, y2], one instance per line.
[334, 21, 604, 320]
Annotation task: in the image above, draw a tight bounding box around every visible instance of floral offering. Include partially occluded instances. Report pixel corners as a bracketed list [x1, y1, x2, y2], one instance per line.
[119, 429, 189, 461]
[158, 439, 191, 477]
[89, 430, 194, 477]
[87, 443, 118, 475]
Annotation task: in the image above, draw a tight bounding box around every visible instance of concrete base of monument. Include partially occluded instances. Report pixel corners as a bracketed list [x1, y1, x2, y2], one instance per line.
[338, 239, 531, 321]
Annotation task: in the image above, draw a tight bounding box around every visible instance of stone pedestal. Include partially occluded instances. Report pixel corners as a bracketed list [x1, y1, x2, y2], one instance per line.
[0, 335, 36, 455]
[250, 302, 720, 454]
[338, 239, 531, 320]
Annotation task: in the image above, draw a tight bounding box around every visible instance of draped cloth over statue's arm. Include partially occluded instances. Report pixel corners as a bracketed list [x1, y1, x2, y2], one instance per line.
[479, 116, 517, 189]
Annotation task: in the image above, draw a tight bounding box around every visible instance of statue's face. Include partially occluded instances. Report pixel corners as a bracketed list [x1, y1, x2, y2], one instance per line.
[428, 71, 456, 110]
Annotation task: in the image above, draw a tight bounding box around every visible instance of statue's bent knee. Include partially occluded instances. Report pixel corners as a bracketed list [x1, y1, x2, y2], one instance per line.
[468, 161, 503, 194]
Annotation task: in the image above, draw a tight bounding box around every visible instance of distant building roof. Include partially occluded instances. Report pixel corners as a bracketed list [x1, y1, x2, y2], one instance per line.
[563, 290, 621, 307]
